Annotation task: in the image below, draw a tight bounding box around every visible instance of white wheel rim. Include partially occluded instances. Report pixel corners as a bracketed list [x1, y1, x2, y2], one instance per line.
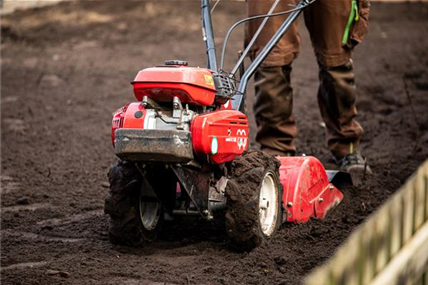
[259, 171, 279, 237]
[139, 196, 161, 231]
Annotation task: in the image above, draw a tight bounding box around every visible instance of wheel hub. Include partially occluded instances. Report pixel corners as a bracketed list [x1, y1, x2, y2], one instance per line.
[259, 172, 278, 237]
[139, 196, 161, 231]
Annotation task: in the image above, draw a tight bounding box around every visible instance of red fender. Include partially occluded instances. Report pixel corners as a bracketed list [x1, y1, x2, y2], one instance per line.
[277, 156, 344, 223]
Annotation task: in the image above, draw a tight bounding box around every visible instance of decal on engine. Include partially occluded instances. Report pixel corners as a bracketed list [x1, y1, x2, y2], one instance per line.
[237, 138, 247, 150]
[204, 75, 214, 86]
[236, 129, 248, 150]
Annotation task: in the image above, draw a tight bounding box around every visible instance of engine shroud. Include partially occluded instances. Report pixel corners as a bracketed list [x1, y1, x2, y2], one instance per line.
[191, 110, 249, 164]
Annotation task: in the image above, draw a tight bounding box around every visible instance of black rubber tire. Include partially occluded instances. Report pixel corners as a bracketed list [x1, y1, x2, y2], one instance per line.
[225, 150, 283, 252]
[104, 160, 164, 246]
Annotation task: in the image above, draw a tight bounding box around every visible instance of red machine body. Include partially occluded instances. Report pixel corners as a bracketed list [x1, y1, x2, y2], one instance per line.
[111, 65, 343, 225]
[107, 0, 344, 251]
[191, 110, 249, 164]
[132, 66, 217, 106]
[111, 102, 146, 146]
[278, 156, 344, 223]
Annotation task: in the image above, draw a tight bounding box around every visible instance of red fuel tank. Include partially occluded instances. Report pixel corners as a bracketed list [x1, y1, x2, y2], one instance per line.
[191, 110, 249, 164]
[132, 66, 217, 106]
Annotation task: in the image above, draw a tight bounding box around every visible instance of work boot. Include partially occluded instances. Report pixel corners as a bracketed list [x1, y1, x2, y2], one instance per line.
[336, 151, 367, 171]
[336, 151, 372, 185]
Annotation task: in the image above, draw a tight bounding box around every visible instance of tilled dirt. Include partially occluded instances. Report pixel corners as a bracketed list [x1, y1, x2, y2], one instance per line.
[1, 1, 428, 284]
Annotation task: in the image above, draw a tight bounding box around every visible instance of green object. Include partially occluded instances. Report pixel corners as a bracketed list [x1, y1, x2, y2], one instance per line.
[211, 137, 218, 155]
[342, 0, 359, 45]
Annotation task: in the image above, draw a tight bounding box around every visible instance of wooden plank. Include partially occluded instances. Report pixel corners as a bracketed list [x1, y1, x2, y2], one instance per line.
[370, 222, 428, 285]
[414, 167, 426, 232]
[374, 206, 390, 275]
[403, 179, 415, 245]
[389, 194, 403, 259]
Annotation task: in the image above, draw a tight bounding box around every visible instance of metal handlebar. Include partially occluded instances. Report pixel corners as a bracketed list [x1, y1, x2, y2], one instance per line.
[201, 0, 218, 71]
[201, 0, 316, 112]
[232, 0, 313, 111]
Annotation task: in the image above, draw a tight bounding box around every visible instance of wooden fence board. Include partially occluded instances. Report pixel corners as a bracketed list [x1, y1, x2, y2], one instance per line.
[305, 160, 428, 285]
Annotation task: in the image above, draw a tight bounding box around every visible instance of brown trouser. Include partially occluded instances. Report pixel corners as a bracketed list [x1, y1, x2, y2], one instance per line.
[246, 0, 370, 159]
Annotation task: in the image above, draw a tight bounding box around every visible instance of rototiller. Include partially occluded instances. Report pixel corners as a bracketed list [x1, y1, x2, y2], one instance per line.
[105, 0, 344, 251]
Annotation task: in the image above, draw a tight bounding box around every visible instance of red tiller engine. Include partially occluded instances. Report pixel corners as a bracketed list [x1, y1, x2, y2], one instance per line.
[105, 0, 346, 251]
[111, 62, 248, 165]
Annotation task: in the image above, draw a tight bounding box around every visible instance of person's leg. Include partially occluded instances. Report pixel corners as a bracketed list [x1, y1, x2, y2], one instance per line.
[304, 0, 370, 161]
[317, 60, 363, 159]
[254, 65, 297, 155]
[246, 0, 300, 155]
[246, 0, 300, 67]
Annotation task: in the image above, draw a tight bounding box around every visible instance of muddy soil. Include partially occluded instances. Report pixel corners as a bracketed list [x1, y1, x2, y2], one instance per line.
[1, 1, 428, 284]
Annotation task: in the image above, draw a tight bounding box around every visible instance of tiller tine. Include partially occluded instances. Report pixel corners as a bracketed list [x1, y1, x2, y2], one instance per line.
[277, 156, 344, 223]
